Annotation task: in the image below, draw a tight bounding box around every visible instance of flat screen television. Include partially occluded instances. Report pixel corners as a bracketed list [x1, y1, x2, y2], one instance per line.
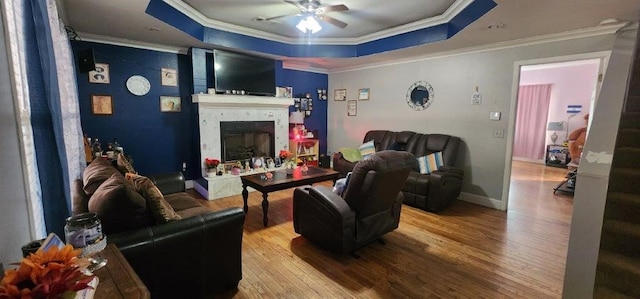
[213, 50, 276, 96]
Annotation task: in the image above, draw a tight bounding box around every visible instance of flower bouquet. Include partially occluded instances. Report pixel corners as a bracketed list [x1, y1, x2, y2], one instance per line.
[279, 150, 297, 174]
[0, 242, 96, 299]
[204, 158, 221, 176]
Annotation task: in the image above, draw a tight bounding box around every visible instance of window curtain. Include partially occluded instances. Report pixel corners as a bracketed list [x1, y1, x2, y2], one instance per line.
[513, 84, 552, 160]
[3, 0, 85, 238]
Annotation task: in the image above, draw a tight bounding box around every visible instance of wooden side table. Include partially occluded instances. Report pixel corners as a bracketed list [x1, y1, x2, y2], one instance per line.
[93, 244, 149, 299]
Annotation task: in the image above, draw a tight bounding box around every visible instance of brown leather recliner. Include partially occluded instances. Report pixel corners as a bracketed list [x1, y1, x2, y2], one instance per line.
[333, 130, 464, 212]
[293, 150, 417, 255]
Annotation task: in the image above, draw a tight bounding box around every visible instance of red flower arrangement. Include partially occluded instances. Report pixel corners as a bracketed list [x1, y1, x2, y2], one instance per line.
[204, 158, 220, 170]
[278, 150, 292, 161]
[0, 244, 95, 299]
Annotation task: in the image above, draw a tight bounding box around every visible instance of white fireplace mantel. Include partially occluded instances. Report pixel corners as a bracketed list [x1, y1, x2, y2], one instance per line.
[192, 92, 294, 200]
[192, 93, 293, 108]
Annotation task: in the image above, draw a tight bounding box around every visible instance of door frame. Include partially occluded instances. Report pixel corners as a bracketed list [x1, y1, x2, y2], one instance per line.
[501, 51, 610, 211]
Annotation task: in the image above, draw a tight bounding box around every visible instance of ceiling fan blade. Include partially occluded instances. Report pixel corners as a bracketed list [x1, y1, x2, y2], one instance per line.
[319, 15, 347, 28]
[322, 4, 348, 13]
[265, 13, 296, 21]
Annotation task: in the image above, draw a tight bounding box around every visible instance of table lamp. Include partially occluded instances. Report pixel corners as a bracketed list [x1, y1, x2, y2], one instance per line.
[289, 111, 305, 140]
[547, 121, 564, 145]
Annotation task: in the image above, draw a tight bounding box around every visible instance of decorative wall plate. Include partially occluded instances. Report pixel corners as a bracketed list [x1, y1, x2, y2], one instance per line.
[406, 81, 434, 111]
[126, 75, 151, 96]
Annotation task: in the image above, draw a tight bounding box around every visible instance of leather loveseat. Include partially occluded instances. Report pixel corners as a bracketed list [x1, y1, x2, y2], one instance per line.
[333, 130, 463, 212]
[73, 158, 245, 298]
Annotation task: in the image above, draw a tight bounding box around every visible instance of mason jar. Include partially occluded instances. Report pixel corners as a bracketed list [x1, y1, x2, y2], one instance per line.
[64, 212, 103, 249]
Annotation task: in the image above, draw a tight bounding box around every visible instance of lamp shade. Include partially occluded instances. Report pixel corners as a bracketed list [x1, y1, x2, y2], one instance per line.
[289, 111, 305, 125]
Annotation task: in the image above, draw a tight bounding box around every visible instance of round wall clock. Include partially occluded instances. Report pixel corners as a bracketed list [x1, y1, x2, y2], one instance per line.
[126, 75, 151, 96]
[406, 81, 434, 111]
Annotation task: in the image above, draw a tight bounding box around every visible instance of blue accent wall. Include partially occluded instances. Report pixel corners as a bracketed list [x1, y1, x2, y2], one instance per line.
[282, 69, 328, 155]
[74, 42, 328, 180]
[72, 41, 198, 179]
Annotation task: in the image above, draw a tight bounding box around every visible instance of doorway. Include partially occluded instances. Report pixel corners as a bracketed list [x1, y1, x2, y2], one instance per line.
[503, 52, 608, 211]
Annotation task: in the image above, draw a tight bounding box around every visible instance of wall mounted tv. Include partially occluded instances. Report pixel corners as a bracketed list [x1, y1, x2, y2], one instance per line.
[213, 49, 276, 96]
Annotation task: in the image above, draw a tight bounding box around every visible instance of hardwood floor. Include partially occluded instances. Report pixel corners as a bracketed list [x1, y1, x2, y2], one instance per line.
[194, 161, 574, 298]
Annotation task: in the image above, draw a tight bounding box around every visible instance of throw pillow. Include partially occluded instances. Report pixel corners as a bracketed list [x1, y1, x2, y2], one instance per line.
[358, 140, 376, 160]
[417, 152, 444, 174]
[339, 147, 362, 163]
[125, 173, 181, 224]
[332, 172, 352, 197]
[88, 173, 154, 234]
[116, 153, 136, 175]
[83, 157, 119, 196]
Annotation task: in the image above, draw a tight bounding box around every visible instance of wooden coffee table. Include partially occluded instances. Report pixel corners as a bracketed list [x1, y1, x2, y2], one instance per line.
[241, 166, 339, 226]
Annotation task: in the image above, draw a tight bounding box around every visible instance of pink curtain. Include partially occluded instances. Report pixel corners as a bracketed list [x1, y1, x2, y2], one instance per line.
[513, 84, 552, 160]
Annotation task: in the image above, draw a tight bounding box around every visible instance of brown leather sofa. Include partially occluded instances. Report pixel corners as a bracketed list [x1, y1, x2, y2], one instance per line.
[333, 130, 463, 212]
[73, 158, 245, 298]
[293, 151, 417, 255]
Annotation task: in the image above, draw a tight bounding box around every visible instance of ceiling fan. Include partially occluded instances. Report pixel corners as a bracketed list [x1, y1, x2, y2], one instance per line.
[266, 0, 349, 33]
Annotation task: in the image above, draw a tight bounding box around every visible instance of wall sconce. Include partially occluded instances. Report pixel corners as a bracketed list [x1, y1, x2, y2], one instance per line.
[547, 121, 564, 145]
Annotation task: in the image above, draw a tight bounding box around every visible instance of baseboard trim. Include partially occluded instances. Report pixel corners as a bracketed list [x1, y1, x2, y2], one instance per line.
[185, 179, 194, 190]
[458, 192, 504, 211]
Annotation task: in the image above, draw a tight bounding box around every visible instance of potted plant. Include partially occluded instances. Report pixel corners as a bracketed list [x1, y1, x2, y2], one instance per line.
[279, 150, 296, 174]
[204, 158, 220, 176]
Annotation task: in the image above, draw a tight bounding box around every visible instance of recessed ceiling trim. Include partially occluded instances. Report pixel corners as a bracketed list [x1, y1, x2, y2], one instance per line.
[78, 32, 188, 54]
[352, 0, 473, 44]
[162, 0, 475, 46]
[282, 61, 329, 74]
[162, 0, 294, 43]
[328, 24, 625, 73]
[149, 0, 496, 58]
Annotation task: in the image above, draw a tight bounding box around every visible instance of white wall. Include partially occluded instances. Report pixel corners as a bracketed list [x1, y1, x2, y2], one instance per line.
[563, 24, 638, 298]
[328, 34, 616, 205]
[0, 11, 33, 265]
[520, 61, 600, 144]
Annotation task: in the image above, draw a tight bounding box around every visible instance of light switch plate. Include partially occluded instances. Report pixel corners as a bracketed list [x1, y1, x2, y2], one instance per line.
[472, 92, 482, 105]
[490, 111, 501, 121]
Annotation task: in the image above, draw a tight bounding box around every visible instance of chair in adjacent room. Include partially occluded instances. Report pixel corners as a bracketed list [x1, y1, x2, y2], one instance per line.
[292, 150, 417, 256]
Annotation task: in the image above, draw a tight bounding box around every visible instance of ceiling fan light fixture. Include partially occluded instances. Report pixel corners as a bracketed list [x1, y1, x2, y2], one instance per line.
[296, 15, 322, 34]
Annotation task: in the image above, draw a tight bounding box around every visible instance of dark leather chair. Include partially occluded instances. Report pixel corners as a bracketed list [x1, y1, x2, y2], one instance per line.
[293, 150, 417, 255]
[333, 130, 464, 212]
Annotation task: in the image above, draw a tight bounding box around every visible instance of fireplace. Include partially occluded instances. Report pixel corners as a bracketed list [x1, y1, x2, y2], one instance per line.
[192, 93, 293, 200]
[220, 121, 275, 162]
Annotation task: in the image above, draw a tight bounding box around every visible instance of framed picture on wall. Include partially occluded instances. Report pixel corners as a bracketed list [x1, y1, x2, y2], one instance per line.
[91, 95, 113, 115]
[347, 100, 357, 116]
[161, 68, 178, 86]
[160, 96, 181, 112]
[358, 88, 370, 101]
[88, 63, 110, 84]
[334, 89, 346, 101]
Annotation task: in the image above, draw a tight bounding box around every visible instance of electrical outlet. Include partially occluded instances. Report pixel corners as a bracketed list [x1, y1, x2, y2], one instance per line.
[493, 129, 504, 138]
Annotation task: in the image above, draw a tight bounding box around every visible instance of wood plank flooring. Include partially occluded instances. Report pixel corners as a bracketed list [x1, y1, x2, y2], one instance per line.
[194, 161, 574, 298]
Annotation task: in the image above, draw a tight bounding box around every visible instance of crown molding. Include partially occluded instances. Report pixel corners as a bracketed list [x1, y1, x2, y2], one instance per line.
[281, 61, 329, 74]
[329, 23, 627, 73]
[163, 0, 299, 44]
[352, 0, 472, 44]
[162, 0, 473, 46]
[77, 32, 189, 54]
